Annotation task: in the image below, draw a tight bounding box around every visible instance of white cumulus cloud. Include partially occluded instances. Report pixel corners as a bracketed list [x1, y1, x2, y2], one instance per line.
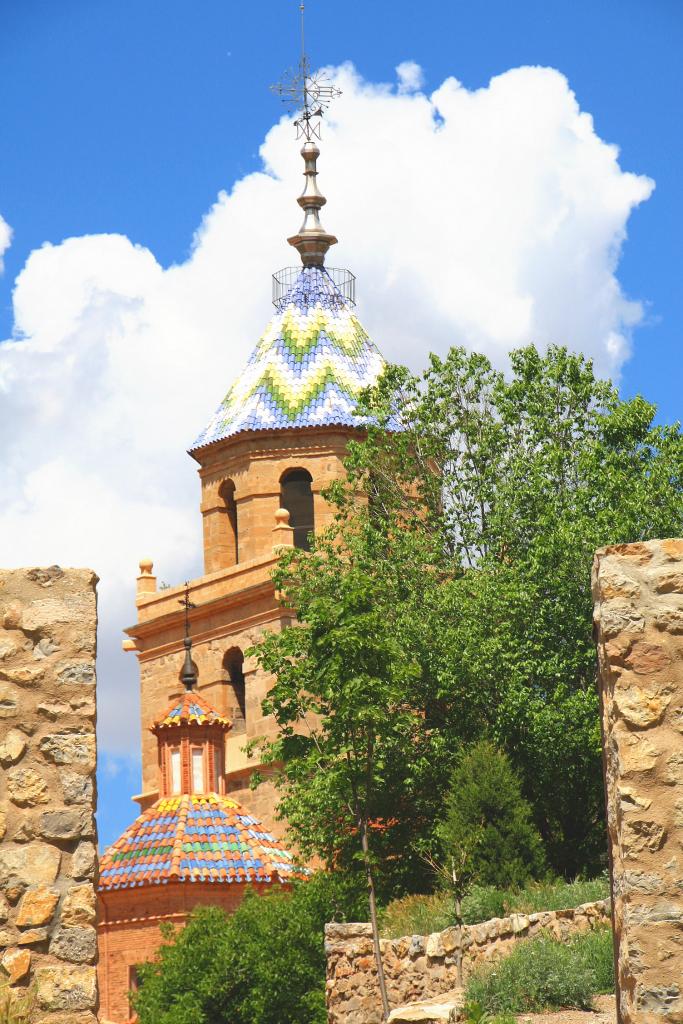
[0, 63, 654, 756]
[0, 215, 11, 273]
[396, 60, 425, 94]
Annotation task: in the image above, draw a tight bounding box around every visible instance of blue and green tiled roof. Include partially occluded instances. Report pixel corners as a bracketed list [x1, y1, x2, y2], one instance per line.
[98, 793, 309, 890]
[191, 266, 386, 449]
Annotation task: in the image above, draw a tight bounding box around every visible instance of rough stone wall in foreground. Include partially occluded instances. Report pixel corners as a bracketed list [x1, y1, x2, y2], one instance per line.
[0, 567, 98, 1023]
[325, 900, 610, 1024]
[594, 540, 683, 1024]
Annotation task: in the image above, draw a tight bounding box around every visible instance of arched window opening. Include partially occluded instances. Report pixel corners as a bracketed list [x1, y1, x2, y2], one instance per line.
[223, 648, 246, 733]
[219, 479, 239, 566]
[169, 748, 181, 795]
[280, 468, 314, 550]
[191, 747, 205, 793]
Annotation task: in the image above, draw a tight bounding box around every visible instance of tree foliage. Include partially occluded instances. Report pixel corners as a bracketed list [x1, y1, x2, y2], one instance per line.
[255, 344, 683, 878]
[437, 740, 547, 889]
[133, 873, 367, 1024]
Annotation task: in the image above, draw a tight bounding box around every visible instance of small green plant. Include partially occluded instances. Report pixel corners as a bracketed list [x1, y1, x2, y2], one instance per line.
[465, 927, 614, 1014]
[463, 1004, 516, 1024]
[379, 875, 610, 937]
[463, 1000, 490, 1024]
[0, 984, 35, 1024]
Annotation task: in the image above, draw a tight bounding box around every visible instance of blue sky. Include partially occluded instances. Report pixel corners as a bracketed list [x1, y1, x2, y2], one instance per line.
[2, 1, 682, 418]
[1, 0, 681, 849]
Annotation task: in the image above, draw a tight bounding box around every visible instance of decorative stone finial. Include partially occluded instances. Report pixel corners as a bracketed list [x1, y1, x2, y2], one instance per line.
[273, 508, 294, 552]
[136, 558, 156, 598]
[178, 584, 198, 691]
[180, 637, 197, 691]
[287, 142, 338, 267]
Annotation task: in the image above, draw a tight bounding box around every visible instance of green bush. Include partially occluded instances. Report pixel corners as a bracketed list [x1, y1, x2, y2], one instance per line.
[438, 741, 547, 889]
[380, 876, 609, 937]
[380, 892, 453, 938]
[133, 872, 367, 1024]
[465, 927, 614, 1014]
[502, 877, 610, 916]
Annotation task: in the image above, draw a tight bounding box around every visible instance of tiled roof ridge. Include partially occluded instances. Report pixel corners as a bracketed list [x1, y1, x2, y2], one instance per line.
[98, 792, 309, 891]
[169, 795, 190, 880]
[152, 689, 231, 731]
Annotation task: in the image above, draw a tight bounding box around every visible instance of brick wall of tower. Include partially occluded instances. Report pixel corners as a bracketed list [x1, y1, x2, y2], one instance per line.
[126, 427, 357, 835]
[196, 428, 355, 572]
[98, 882, 268, 1023]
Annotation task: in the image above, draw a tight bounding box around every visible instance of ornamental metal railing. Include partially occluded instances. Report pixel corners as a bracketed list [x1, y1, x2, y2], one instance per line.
[272, 266, 356, 308]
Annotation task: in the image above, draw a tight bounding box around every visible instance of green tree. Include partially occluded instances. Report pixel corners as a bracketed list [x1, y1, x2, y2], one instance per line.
[343, 343, 683, 873]
[133, 872, 367, 1024]
[256, 344, 683, 880]
[437, 740, 547, 889]
[251, 515, 447, 1020]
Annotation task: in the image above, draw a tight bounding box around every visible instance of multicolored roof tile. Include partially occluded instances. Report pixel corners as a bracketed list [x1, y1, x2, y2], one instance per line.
[98, 793, 309, 890]
[191, 266, 386, 449]
[152, 690, 231, 731]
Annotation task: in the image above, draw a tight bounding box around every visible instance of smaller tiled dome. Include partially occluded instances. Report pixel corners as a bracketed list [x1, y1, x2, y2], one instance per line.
[152, 690, 231, 731]
[98, 793, 308, 890]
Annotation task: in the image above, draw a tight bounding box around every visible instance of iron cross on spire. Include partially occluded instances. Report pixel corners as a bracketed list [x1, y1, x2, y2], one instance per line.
[272, 2, 341, 141]
[178, 583, 198, 691]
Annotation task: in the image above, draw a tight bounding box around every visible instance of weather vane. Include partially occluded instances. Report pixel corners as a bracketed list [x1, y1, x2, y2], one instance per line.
[272, 2, 341, 140]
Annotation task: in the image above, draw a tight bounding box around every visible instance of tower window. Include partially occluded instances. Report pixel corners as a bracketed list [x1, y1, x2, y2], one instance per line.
[280, 469, 314, 550]
[220, 479, 239, 566]
[214, 744, 223, 792]
[191, 747, 204, 793]
[170, 748, 181, 794]
[223, 649, 246, 732]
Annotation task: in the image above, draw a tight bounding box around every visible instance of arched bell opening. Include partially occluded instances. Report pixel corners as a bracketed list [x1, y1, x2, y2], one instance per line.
[223, 648, 246, 733]
[280, 468, 314, 550]
[219, 479, 239, 566]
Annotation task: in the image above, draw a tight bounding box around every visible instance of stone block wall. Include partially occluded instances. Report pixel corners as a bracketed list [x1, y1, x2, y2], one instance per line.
[325, 899, 610, 1024]
[0, 567, 98, 1022]
[593, 540, 683, 1024]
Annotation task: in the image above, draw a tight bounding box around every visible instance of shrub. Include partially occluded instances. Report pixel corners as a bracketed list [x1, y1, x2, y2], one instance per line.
[465, 927, 614, 1014]
[379, 876, 609, 937]
[438, 740, 547, 889]
[133, 872, 367, 1024]
[503, 876, 609, 916]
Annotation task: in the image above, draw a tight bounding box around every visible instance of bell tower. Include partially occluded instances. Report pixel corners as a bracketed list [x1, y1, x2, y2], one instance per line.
[123, 29, 387, 836]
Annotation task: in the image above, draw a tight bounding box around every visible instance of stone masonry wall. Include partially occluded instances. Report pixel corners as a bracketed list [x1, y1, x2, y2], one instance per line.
[593, 540, 683, 1024]
[325, 899, 610, 1024]
[0, 567, 98, 1023]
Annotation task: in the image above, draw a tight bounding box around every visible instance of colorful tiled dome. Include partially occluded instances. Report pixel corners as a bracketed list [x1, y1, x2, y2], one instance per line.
[98, 793, 308, 890]
[191, 266, 386, 449]
[152, 690, 231, 730]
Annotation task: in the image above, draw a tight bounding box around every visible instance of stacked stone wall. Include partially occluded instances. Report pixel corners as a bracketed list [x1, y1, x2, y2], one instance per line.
[594, 540, 683, 1024]
[325, 899, 610, 1024]
[0, 567, 98, 1022]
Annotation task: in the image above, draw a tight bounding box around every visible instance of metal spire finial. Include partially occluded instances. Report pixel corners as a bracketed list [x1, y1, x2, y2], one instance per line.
[272, 2, 340, 267]
[178, 583, 197, 691]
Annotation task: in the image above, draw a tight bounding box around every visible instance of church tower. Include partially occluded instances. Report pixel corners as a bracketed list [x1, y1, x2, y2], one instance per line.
[99, 619, 306, 1022]
[123, 60, 387, 837]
